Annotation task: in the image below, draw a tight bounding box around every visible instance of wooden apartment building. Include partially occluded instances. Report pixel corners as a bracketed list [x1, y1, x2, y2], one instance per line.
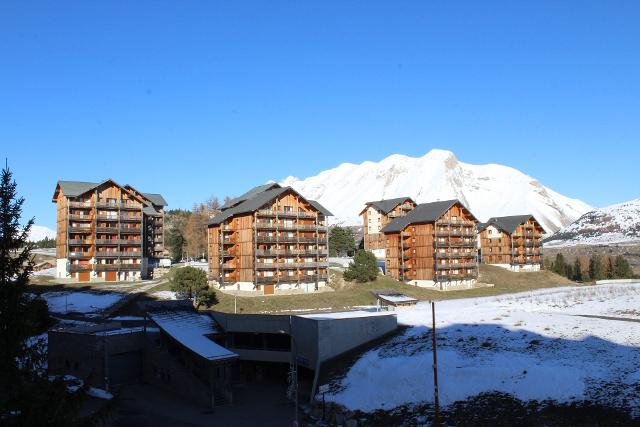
[478, 215, 544, 271]
[52, 180, 167, 282]
[381, 199, 479, 290]
[360, 197, 417, 258]
[207, 184, 332, 295]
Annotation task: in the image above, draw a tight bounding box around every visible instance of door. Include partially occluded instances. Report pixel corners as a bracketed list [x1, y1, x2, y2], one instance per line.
[78, 271, 90, 282]
[105, 271, 117, 282]
[263, 284, 274, 295]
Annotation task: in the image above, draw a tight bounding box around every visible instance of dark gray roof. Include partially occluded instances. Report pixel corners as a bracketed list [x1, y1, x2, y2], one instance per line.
[143, 193, 168, 207]
[143, 204, 162, 217]
[209, 187, 290, 225]
[220, 183, 281, 210]
[56, 180, 100, 198]
[381, 199, 469, 233]
[365, 197, 414, 214]
[54, 180, 165, 207]
[481, 215, 535, 234]
[209, 186, 333, 226]
[308, 200, 333, 217]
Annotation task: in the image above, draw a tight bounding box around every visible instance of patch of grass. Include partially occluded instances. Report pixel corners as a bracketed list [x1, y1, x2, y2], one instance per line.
[192, 265, 580, 315]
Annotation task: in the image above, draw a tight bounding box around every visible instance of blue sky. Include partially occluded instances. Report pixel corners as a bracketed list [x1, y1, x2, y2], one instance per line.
[2, 1, 639, 229]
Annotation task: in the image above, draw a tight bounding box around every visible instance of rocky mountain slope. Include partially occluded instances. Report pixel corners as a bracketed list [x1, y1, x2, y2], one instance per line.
[544, 199, 640, 247]
[281, 149, 592, 233]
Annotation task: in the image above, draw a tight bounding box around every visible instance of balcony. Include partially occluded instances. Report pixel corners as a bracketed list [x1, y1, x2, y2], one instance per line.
[96, 226, 118, 233]
[69, 214, 93, 221]
[120, 239, 142, 245]
[68, 239, 93, 245]
[94, 263, 142, 271]
[221, 263, 236, 269]
[120, 203, 141, 211]
[435, 252, 474, 259]
[120, 252, 142, 258]
[222, 238, 236, 245]
[69, 226, 93, 234]
[95, 251, 119, 258]
[69, 201, 93, 208]
[435, 262, 477, 270]
[68, 264, 92, 272]
[120, 226, 141, 234]
[96, 214, 118, 221]
[96, 201, 119, 209]
[434, 239, 476, 248]
[120, 215, 142, 222]
[436, 273, 478, 281]
[256, 210, 316, 219]
[68, 251, 93, 259]
[435, 230, 476, 237]
[436, 220, 475, 227]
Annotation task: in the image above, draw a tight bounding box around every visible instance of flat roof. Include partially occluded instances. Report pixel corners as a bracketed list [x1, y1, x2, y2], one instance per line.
[148, 310, 238, 361]
[299, 310, 396, 321]
[378, 294, 418, 304]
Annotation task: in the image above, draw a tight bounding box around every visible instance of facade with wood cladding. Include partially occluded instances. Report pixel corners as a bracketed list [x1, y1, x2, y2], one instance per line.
[360, 197, 417, 258]
[52, 180, 167, 282]
[478, 215, 544, 271]
[382, 200, 479, 290]
[207, 184, 332, 295]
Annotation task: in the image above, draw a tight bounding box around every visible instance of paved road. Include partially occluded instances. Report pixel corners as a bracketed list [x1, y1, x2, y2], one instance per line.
[576, 314, 640, 323]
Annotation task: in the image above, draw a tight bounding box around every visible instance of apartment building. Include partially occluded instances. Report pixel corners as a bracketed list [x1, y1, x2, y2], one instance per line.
[52, 179, 167, 282]
[207, 184, 332, 295]
[382, 199, 479, 290]
[360, 197, 416, 258]
[478, 215, 544, 271]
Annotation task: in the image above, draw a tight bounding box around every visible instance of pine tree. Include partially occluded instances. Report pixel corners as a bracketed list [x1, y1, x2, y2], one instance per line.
[328, 226, 357, 257]
[604, 256, 615, 279]
[614, 255, 634, 279]
[0, 166, 83, 423]
[573, 258, 583, 282]
[343, 250, 379, 282]
[170, 266, 217, 307]
[552, 253, 567, 277]
[589, 255, 605, 281]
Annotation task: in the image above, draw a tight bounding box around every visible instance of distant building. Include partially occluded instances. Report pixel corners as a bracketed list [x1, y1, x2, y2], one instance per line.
[360, 197, 417, 258]
[52, 180, 167, 282]
[382, 199, 479, 290]
[477, 215, 544, 271]
[207, 184, 332, 295]
[33, 260, 55, 271]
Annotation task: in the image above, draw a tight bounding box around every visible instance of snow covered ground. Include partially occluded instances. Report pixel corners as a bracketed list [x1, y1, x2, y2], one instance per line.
[42, 291, 125, 315]
[151, 290, 178, 300]
[326, 282, 640, 414]
[31, 267, 56, 276]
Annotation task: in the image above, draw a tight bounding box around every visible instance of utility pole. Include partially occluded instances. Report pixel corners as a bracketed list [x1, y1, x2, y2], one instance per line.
[432, 301, 440, 426]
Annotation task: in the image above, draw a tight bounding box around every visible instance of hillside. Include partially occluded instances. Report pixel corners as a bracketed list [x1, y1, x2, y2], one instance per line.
[545, 199, 640, 247]
[280, 149, 591, 233]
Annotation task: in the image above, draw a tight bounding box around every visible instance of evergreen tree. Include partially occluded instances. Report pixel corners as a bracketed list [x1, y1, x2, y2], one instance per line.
[170, 266, 217, 307]
[564, 263, 574, 280]
[613, 255, 634, 279]
[604, 256, 615, 279]
[589, 255, 606, 281]
[343, 250, 380, 283]
[552, 253, 567, 277]
[573, 258, 583, 282]
[328, 226, 357, 257]
[0, 166, 83, 424]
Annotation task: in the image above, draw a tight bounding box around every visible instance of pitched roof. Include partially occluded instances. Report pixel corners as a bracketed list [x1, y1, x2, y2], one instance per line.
[363, 197, 414, 215]
[381, 199, 471, 233]
[481, 215, 536, 234]
[209, 186, 333, 226]
[308, 200, 333, 217]
[53, 180, 165, 207]
[220, 183, 282, 210]
[142, 193, 168, 207]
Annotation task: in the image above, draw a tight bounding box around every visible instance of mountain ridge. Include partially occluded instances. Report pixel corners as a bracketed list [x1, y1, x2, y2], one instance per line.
[280, 149, 592, 233]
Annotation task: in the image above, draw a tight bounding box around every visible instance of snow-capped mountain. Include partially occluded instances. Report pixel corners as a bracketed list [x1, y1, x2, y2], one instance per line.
[28, 225, 56, 242]
[280, 149, 592, 233]
[544, 199, 640, 247]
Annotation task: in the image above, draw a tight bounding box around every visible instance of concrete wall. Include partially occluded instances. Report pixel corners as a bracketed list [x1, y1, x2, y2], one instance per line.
[313, 315, 397, 363]
[48, 327, 144, 389]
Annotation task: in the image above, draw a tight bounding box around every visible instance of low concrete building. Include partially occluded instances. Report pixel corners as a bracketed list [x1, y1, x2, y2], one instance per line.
[49, 301, 398, 408]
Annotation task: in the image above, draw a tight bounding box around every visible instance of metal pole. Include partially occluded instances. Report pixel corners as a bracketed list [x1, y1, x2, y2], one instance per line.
[432, 301, 440, 425]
